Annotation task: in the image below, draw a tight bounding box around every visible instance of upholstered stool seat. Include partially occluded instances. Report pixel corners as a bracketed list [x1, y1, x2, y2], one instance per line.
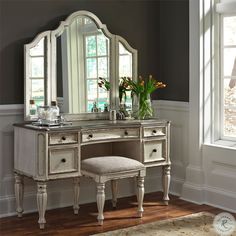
[81, 156, 146, 225]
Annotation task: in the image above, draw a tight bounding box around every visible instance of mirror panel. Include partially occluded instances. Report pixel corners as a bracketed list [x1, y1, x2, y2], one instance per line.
[24, 11, 137, 121]
[56, 16, 110, 114]
[25, 35, 49, 120]
[118, 41, 137, 113]
[30, 38, 45, 107]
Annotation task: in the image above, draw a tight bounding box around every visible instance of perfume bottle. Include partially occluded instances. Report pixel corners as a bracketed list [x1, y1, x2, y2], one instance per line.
[91, 101, 99, 112]
[29, 100, 37, 116]
[51, 101, 60, 121]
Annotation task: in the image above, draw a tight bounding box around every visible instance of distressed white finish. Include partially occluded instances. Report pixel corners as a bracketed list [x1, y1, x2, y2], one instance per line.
[73, 177, 80, 214]
[81, 161, 146, 225]
[14, 173, 24, 217]
[14, 119, 170, 228]
[137, 176, 144, 217]
[82, 128, 140, 143]
[37, 182, 47, 229]
[96, 183, 105, 225]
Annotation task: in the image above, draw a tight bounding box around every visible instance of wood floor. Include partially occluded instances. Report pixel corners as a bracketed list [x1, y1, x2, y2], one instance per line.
[0, 192, 233, 236]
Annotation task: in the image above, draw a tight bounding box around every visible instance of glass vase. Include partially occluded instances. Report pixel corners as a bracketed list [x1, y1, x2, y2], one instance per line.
[138, 93, 153, 119]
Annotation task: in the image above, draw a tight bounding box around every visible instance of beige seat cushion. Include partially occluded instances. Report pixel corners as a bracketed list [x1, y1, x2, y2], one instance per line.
[81, 156, 145, 175]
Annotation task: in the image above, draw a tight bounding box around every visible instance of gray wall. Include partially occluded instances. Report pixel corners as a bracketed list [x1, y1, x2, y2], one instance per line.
[0, 0, 188, 104]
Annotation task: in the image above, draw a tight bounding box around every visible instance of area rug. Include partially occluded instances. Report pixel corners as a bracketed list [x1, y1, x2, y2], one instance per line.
[93, 212, 234, 236]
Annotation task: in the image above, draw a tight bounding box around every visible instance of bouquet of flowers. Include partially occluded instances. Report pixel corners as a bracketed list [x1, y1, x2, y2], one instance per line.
[125, 75, 166, 119]
[98, 77, 131, 103]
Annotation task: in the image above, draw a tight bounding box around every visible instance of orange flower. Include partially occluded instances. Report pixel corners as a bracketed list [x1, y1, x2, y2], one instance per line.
[140, 80, 145, 86]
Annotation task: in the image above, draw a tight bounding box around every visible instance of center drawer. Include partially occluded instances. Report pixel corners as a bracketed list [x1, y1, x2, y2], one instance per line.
[82, 128, 140, 143]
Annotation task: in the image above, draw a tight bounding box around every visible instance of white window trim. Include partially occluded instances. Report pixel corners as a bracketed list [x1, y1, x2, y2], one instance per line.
[196, 0, 236, 149]
[219, 14, 236, 141]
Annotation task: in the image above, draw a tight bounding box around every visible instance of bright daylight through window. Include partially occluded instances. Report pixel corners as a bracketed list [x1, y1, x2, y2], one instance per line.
[221, 15, 236, 139]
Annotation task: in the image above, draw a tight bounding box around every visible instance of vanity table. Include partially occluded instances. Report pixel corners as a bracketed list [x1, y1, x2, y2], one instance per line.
[14, 10, 171, 229]
[14, 119, 170, 228]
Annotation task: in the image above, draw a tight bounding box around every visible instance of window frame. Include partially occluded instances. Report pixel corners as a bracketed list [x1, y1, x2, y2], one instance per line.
[219, 13, 236, 141]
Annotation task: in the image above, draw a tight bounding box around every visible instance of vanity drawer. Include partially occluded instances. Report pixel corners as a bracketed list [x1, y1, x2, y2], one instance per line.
[143, 126, 166, 138]
[82, 128, 139, 143]
[48, 146, 79, 175]
[49, 132, 78, 145]
[143, 140, 166, 163]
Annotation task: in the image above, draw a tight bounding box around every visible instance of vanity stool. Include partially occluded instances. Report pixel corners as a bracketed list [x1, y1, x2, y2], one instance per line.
[81, 156, 146, 225]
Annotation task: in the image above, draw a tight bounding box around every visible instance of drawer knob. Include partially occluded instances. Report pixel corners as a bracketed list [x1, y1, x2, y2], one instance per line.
[61, 158, 66, 163]
[88, 134, 93, 138]
[153, 149, 157, 152]
[124, 131, 128, 135]
[152, 130, 157, 134]
[61, 136, 66, 141]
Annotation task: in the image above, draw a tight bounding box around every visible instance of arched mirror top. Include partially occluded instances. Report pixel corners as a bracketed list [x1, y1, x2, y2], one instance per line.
[24, 10, 138, 121]
[52, 11, 113, 39]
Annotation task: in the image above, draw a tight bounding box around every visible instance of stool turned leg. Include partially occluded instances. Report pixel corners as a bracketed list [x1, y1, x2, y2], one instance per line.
[137, 176, 144, 218]
[37, 182, 47, 229]
[111, 180, 118, 208]
[97, 183, 105, 225]
[14, 173, 24, 217]
[73, 177, 80, 214]
[162, 165, 171, 205]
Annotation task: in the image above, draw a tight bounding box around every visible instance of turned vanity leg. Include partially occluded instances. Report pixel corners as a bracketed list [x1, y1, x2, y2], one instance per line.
[14, 173, 24, 217]
[162, 165, 171, 205]
[37, 182, 47, 229]
[73, 177, 80, 214]
[111, 180, 118, 208]
[96, 182, 105, 225]
[137, 176, 144, 218]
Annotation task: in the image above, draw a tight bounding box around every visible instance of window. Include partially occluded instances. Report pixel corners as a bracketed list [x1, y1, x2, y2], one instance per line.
[85, 34, 109, 112]
[220, 15, 236, 139]
[29, 38, 45, 107]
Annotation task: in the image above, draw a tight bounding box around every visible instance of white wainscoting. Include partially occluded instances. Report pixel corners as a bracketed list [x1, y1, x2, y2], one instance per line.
[153, 100, 190, 196]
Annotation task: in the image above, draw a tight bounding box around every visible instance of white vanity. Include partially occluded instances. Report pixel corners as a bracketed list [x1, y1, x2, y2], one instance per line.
[14, 119, 170, 228]
[14, 10, 171, 229]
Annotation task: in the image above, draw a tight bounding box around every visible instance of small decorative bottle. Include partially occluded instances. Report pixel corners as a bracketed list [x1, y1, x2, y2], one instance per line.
[104, 103, 109, 112]
[29, 100, 37, 116]
[51, 101, 60, 121]
[91, 101, 99, 112]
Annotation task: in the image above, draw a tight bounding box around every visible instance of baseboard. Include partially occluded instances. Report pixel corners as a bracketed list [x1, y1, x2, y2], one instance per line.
[181, 182, 205, 204]
[204, 186, 236, 213]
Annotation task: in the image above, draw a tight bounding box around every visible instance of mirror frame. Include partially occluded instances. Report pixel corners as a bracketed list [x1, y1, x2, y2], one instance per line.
[24, 10, 137, 121]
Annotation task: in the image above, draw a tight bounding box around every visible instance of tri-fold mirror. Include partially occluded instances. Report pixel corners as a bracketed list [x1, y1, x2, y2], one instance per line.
[24, 11, 137, 120]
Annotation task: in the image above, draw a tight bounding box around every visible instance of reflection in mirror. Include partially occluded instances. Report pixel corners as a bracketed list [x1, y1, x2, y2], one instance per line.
[29, 37, 45, 108]
[56, 16, 110, 114]
[119, 42, 133, 111]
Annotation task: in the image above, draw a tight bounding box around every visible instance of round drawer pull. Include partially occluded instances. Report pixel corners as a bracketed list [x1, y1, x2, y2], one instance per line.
[152, 130, 157, 134]
[124, 131, 128, 135]
[61, 158, 66, 163]
[88, 134, 93, 138]
[153, 149, 157, 152]
[61, 136, 66, 141]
